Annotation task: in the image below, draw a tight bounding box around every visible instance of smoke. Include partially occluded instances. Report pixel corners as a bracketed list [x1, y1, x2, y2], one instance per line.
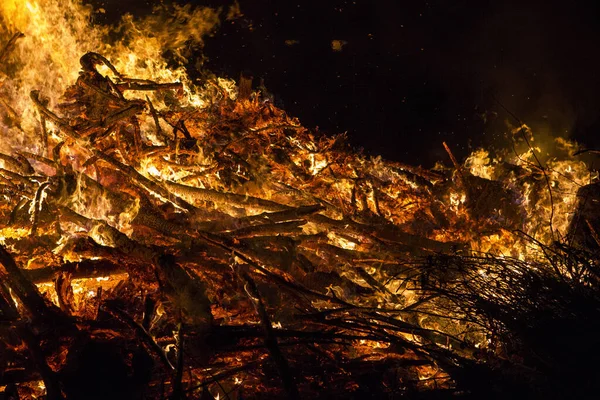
[108, 3, 220, 85]
[422, 0, 600, 164]
[474, 5, 575, 148]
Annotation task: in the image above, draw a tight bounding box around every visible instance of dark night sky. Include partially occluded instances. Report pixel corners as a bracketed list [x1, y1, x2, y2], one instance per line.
[93, 0, 600, 166]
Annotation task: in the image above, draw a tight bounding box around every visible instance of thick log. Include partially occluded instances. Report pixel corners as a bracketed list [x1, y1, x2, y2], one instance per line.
[25, 259, 126, 284]
[164, 180, 291, 213]
[223, 220, 305, 238]
[117, 82, 183, 92]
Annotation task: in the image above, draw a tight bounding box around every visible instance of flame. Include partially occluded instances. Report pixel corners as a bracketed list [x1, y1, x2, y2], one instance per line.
[0, 0, 221, 151]
[0, 0, 598, 396]
[465, 131, 597, 255]
[465, 149, 494, 180]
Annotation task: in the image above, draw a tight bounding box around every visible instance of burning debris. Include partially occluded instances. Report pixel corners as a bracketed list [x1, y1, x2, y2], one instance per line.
[0, 2, 600, 399]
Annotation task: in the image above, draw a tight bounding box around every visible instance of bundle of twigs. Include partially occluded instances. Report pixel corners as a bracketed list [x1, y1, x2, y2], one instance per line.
[422, 241, 600, 399]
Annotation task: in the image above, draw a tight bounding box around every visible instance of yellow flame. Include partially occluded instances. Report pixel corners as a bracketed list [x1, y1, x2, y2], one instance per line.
[0, 0, 220, 151]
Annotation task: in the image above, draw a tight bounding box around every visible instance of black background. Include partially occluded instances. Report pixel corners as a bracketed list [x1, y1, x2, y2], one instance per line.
[92, 0, 600, 166]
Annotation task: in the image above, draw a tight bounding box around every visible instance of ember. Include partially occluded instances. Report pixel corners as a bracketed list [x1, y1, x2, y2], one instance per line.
[1, 1, 600, 399]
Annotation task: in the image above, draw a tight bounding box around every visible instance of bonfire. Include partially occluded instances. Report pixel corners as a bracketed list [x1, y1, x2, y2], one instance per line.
[1, 1, 599, 399]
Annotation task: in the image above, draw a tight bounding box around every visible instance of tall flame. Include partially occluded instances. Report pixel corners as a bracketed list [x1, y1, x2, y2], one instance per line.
[0, 0, 220, 151]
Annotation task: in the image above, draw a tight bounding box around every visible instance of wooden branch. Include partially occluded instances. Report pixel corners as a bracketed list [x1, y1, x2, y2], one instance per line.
[0, 280, 19, 321]
[170, 323, 185, 400]
[78, 78, 128, 106]
[0, 32, 24, 64]
[102, 303, 175, 372]
[234, 264, 299, 400]
[25, 259, 126, 284]
[102, 102, 145, 128]
[91, 151, 197, 213]
[16, 323, 64, 400]
[146, 95, 169, 143]
[0, 154, 31, 175]
[30, 181, 51, 237]
[163, 180, 290, 213]
[222, 220, 305, 238]
[232, 204, 323, 225]
[30, 91, 80, 138]
[118, 82, 183, 92]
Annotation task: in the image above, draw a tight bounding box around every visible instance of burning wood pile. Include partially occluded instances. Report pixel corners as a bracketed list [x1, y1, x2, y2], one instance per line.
[1, 21, 600, 400]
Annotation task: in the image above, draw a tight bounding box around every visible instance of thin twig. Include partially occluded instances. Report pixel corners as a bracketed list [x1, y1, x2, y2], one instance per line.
[492, 96, 556, 240]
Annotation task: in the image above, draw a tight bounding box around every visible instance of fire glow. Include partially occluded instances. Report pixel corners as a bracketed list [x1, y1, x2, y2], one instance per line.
[0, 1, 599, 399]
